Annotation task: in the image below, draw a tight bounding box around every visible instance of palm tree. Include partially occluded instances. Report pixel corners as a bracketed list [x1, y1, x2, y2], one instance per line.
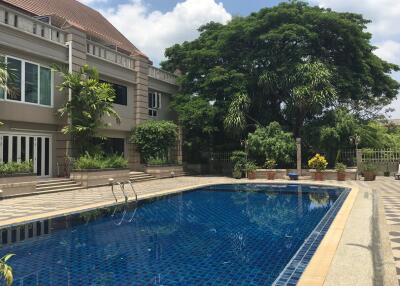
[0, 254, 14, 286]
[0, 59, 7, 88]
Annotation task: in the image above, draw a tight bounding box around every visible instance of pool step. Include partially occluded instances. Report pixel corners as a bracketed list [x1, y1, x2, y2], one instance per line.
[36, 178, 83, 193]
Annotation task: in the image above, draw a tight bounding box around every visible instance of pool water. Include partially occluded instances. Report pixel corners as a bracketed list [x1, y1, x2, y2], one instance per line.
[1, 184, 347, 286]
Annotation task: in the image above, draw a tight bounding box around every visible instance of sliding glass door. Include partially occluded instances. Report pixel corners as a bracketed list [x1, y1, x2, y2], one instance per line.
[0, 132, 52, 177]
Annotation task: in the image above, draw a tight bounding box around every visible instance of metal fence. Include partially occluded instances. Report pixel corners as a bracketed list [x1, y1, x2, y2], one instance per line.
[210, 152, 233, 163]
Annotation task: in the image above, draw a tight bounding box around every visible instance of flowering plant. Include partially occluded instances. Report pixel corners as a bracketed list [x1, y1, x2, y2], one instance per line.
[308, 154, 328, 171]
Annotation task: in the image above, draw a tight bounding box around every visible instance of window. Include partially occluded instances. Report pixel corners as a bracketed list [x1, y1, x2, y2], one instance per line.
[100, 80, 127, 106]
[148, 91, 162, 117]
[4, 12, 8, 24]
[13, 15, 18, 27]
[1, 56, 52, 106]
[7, 58, 21, 101]
[92, 137, 125, 156]
[25, 62, 38, 103]
[40, 67, 51, 105]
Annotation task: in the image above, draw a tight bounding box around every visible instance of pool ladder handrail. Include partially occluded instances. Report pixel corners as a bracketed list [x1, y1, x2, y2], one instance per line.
[108, 178, 139, 224]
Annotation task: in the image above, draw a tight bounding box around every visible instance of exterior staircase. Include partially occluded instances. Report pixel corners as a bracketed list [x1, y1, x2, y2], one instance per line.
[36, 178, 83, 194]
[129, 171, 157, 182]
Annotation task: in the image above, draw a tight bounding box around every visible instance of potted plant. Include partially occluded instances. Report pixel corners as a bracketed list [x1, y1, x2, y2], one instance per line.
[362, 163, 377, 181]
[384, 161, 390, 177]
[335, 163, 346, 181]
[245, 161, 258, 180]
[308, 154, 328, 181]
[264, 159, 277, 180]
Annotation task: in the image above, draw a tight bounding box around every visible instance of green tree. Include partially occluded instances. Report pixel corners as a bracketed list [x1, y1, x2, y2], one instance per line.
[161, 1, 399, 147]
[130, 120, 178, 163]
[170, 94, 218, 162]
[247, 122, 296, 166]
[57, 65, 120, 155]
[0, 254, 14, 286]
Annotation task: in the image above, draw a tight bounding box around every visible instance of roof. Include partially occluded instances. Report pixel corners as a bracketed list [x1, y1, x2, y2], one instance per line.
[1, 0, 147, 58]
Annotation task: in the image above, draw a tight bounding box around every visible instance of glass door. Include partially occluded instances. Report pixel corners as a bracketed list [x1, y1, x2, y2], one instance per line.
[0, 133, 52, 177]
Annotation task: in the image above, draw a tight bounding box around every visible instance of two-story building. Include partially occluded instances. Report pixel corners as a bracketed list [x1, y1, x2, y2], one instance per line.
[0, 0, 180, 177]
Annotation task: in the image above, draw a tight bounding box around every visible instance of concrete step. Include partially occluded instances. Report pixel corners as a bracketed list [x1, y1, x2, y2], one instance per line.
[37, 178, 73, 185]
[36, 182, 81, 191]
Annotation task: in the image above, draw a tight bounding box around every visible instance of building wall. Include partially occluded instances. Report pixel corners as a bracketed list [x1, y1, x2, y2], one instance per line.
[0, 5, 180, 176]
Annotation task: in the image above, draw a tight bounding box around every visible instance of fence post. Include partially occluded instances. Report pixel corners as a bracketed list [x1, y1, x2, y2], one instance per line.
[356, 149, 362, 179]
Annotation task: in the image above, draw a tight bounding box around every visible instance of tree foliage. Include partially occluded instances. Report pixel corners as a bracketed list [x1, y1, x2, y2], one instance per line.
[130, 120, 178, 163]
[58, 65, 120, 155]
[161, 1, 399, 153]
[247, 122, 296, 166]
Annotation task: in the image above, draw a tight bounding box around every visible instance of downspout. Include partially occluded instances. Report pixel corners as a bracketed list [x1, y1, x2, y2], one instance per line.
[64, 41, 73, 176]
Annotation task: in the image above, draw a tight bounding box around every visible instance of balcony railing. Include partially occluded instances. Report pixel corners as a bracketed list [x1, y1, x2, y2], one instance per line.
[149, 66, 178, 85]
[0, 4, 66, 45]
[87, 41, 135, 70]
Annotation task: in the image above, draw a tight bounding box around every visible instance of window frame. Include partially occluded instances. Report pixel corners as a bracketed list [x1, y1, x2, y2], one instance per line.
[148, 91, 162, 117]
[1, 55, 53, 108]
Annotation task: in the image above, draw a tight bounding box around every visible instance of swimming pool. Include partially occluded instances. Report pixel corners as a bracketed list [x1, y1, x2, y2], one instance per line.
[1, 184, 349, 286]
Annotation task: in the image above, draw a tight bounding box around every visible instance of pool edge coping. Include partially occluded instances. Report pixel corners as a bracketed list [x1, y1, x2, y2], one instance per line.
[297, 182, 359, 286]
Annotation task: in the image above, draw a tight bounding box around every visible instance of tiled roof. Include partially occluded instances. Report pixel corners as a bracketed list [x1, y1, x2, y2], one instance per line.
[1, 0, 147, 58]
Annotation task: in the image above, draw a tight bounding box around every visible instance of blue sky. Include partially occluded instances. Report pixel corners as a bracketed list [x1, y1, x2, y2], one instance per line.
[82, 0, 400, 117]
[89, 0, 285, 15]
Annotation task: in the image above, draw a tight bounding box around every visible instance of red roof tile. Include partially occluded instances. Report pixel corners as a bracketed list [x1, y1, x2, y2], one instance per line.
[1, 0, 147, 58]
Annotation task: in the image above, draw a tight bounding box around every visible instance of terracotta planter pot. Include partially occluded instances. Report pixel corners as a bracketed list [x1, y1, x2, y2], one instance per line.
[337, 171, 346, 181]
[314, 171, 324, 181]
[247, 171, 256, 180]
[363, 171, 376, 181]
[266, 170, 275, 180]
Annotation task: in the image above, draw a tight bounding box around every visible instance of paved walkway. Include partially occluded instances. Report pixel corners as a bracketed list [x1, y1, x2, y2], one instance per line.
[377, 178, 400, 285]
[0, 176, 399, 285]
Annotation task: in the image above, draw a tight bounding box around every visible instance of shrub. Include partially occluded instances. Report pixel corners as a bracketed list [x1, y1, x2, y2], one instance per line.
[147, 157, 168, 166]
[230, 151, 248, 178]
[247, 122, 296, 166]
[362, 163, 377, 172]
[245, 161, 258, 173]
[308, 154, 328, 171]
[130, 120, 178, 163]
[105, 154, 129, 169]
[264, 159, 277, 169]
[335, 163, 346, 172]
[74, 153, 127, 170]
[0, 161, 33, 176]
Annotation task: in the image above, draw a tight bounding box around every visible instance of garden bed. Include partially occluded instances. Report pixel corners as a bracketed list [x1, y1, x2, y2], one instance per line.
[255, 169, 287, 179]
[309, 169, 357, 180]
[70, 169, 130, 187]
[0, 173, 37, 198]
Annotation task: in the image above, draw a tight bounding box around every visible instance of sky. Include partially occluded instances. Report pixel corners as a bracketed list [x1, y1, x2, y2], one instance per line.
[79, 0, 400, 118]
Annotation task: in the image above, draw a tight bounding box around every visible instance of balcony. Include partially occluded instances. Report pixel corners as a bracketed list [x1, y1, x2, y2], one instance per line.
[87, 41, 135, 70]
[149, 66, 178, 85]
[0, 4, 66, 45]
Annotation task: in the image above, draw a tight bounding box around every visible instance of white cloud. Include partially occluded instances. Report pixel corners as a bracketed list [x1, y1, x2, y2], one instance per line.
[100, 0, 231, 65]
[78, 0, 107, 5]
[374, 40, 400, 66]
